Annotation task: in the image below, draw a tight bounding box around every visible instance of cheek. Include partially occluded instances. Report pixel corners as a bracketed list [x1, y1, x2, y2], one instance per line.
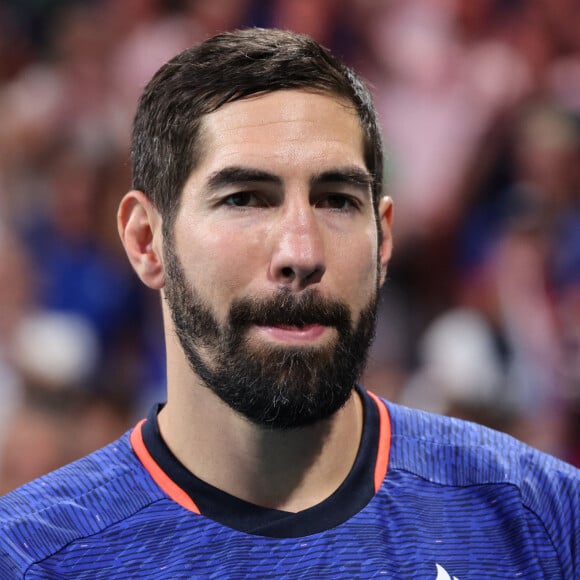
[332, 234, 379, 301]
[174, 222, 264, 305]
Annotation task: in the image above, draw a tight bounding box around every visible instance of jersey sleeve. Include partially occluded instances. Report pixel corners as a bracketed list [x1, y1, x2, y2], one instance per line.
[521, 448, 580, 576]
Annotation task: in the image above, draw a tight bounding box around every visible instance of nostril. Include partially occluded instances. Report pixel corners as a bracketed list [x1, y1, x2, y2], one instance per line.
[281, 266, 294, 279]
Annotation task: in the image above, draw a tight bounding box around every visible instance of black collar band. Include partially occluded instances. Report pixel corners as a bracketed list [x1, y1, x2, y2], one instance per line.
[141, 385, 380, 538]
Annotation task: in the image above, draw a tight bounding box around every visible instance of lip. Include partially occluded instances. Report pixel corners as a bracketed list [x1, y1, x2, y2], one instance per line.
[254, 324, 329, 343]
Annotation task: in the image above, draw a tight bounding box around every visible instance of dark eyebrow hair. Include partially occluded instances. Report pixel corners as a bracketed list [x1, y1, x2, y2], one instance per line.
[206, 166, 282, 192]
[205, 165, 373, 196]
[310, 167, 373, 192]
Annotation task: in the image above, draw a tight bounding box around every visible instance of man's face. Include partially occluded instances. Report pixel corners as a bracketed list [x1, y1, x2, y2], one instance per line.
[163, 90, 391, 429]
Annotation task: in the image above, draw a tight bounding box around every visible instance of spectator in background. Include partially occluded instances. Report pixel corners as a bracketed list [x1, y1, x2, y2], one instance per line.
[457, 102, 580, 461]
[0, 223, 129, 494]
[0, 227, 31, 469]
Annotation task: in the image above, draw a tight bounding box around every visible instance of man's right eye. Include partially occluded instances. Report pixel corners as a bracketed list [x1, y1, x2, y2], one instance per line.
[224, 192, 257, 207]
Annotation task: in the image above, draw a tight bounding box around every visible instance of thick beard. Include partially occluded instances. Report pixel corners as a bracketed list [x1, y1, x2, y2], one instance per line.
[163, 242, 378, 430]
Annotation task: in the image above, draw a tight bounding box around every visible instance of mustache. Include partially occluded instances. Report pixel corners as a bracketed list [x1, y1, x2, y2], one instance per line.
[229, 291, 351, 330]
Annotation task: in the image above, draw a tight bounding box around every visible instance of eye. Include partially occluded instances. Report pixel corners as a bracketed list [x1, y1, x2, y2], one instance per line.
[224, 192, 259, 207]
[318, 194, 358, 211]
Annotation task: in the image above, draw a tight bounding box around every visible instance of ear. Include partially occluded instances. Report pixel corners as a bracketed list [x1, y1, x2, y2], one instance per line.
[117, 190, 165, 290]
[378, 196, 393, 287]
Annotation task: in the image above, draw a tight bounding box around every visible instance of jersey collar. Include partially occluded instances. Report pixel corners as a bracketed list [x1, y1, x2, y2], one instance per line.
[130, 385, 391, 538]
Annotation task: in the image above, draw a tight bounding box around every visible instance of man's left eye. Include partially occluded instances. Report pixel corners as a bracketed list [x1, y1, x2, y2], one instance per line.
[320, 195, 356, 210]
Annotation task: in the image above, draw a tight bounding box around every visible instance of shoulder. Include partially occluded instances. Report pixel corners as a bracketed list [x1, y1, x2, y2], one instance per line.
[384, 400, 579, 548]
[0, 431, 164, 576]
[375, 400, 580, 576]
[384, 400, 579, 488]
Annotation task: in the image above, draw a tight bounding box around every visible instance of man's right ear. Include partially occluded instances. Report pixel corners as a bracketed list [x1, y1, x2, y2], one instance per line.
[117, 190, 165, 290]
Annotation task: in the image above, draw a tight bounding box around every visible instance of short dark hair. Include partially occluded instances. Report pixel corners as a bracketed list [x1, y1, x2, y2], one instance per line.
[131, 28, 384, 233]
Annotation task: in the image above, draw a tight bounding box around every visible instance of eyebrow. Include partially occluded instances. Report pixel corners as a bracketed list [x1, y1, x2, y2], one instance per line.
[204, 165, 373, 194]
[206, 167, 282, 193]
[309, 167, 373, 193]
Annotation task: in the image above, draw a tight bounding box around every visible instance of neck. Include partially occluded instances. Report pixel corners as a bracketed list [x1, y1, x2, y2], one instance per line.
[157, 375, 364, 512]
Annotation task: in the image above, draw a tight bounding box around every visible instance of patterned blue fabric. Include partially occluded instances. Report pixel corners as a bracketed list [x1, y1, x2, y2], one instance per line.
[0, 396, 578, 579]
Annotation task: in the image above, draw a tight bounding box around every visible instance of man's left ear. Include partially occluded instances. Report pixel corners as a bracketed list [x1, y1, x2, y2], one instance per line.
[378, 196, 393, 286]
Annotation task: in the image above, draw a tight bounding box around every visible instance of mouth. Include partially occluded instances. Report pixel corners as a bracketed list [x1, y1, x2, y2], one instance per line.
[253, 323, 330, 343]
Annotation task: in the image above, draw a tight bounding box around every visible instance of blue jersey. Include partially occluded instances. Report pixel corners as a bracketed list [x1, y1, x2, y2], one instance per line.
[0, 387, 578, 579]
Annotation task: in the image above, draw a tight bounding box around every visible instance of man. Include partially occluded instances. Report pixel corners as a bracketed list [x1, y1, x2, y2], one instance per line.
[0, 28, 578, 579]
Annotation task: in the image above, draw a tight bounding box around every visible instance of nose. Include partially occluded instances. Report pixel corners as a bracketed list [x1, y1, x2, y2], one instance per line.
[268, 202, 326, 290]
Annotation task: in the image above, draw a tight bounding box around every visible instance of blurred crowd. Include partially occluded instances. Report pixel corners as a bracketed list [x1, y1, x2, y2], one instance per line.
[0, 0, 579, 494]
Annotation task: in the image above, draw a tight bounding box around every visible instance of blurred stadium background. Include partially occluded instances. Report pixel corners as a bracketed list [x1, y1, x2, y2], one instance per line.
[0, 0, 579, 493]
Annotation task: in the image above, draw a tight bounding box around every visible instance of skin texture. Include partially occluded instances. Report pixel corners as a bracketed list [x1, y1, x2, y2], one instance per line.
[118, 89, 393, 511]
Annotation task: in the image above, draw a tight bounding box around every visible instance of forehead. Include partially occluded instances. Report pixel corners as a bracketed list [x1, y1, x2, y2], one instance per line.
[197, 90, 366, 175]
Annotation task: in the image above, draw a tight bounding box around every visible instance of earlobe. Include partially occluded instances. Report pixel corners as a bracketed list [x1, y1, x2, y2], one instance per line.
[378, 196, 393, 286]
[118, 190, 165, 290]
